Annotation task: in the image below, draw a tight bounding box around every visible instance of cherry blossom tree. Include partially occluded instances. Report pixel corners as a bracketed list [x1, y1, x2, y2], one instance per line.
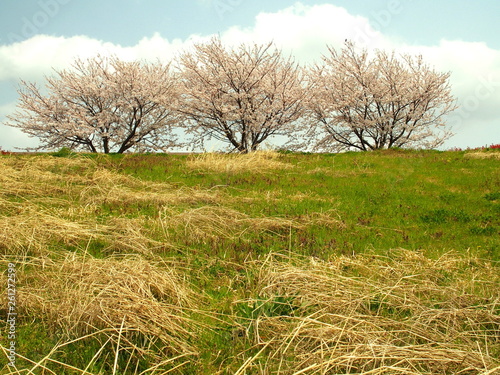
[305, 42, 456, 151]
[177, 38, 306, 153]
[6, 55, 180, 153]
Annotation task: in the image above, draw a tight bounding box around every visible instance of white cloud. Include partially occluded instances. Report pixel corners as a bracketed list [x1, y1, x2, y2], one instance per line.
[1, 2, 499, 151]
[220, 3, 500, 148]
[404, 40, 500, 143]
[220, 3, 389, 63]
[0, 33, 191, 83]
[1, 35, 99, 81]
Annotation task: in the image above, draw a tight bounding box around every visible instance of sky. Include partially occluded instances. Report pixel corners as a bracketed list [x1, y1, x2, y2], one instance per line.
[0, 0, 499, 151]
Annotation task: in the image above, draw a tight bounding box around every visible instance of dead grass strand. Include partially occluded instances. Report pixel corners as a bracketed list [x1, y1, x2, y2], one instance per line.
[19, 254, 200, 358]
[239, 250, 500, 374]
[187, 150, 292, 173]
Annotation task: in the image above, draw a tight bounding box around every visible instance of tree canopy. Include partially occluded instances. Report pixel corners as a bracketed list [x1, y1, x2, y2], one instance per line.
[305, 43, 456, 151]
[177, 37, 306, 153]
[5, 41, 457, 153]
[7, 55, 180, 153]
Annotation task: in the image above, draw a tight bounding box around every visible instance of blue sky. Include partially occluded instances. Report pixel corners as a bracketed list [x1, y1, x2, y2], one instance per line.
[1, 0, 499, 151]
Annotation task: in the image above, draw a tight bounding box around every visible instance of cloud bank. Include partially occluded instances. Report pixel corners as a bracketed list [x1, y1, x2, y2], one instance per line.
[1, 3, 499, 150]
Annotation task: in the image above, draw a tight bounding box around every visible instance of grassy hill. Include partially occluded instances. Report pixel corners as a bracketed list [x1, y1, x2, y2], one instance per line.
[1, 149, 499, 374]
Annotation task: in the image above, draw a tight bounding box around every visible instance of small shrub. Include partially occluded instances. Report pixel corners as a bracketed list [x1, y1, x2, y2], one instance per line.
[236, 296, 298, 321]
[485, 192, 500, 201]
[470, 226, 497, 236]
[420, 209, 450, 224]
[51, 147, 76, 157]
[420, 209, 472, 224]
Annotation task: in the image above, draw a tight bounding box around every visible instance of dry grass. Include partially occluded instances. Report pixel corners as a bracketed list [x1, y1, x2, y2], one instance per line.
[0, 155, 93, 198]
[0, 154, 220, 209]
[0, 154, 320, 259]
[160, 206, 345, 244]
[18, 253, 199, 357]
[186, 150, 292, 173]
[464, 152, 500, 160]
[0, 209, 101, 256]
[1, 329, 195, 375]
[0, 204, 172, 257]
[160, 205, 303, 242]
[79, 168, 219, 208]
[0, 252, 200, 374]
[0, 156, 97, 256]
[1, 153, 499, 374]
[0, 155, 221, 257]
[234, 250, 500, 374]
[301, 209, 347, 229]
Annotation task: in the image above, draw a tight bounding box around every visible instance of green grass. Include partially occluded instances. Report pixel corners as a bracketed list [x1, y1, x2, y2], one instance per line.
[1, 149, 499, 374]
[106, 149, 500, 260]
